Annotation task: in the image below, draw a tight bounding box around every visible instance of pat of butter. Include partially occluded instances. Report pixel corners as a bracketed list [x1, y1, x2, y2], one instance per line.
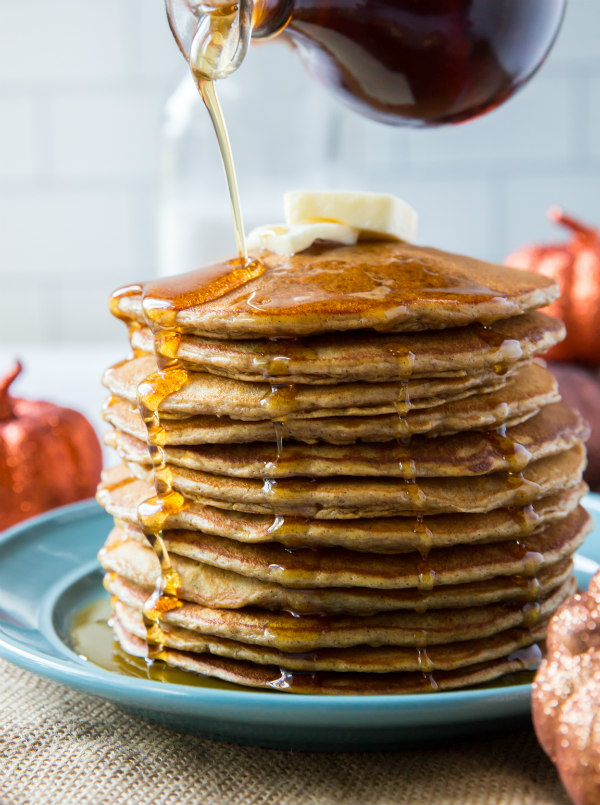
[246, 190, 418, 256]
[246, 222, 358, 256]
[285, 190, 418, 243]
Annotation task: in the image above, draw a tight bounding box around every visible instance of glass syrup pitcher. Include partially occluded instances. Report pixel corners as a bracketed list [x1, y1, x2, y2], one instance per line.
[166, 0, 566, 127]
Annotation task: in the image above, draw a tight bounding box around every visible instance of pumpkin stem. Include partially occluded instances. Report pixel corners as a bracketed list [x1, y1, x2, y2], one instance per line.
[548, 206, 600, 243]
[0, 361, 23, 420]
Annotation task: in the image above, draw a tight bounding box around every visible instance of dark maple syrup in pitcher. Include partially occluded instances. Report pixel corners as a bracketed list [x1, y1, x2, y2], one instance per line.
[168, 0, 567, 127]
[252, 0, 566, 125]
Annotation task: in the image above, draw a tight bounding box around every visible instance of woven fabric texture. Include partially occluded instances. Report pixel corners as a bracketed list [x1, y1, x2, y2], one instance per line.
[0, 658, 569, 805]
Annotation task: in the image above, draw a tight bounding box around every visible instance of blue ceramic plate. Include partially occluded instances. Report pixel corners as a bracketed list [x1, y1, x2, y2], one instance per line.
[0, 496, 599, 751]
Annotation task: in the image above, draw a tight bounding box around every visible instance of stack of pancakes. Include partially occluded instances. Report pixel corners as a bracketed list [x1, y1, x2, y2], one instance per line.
[97, 241, 591, 694]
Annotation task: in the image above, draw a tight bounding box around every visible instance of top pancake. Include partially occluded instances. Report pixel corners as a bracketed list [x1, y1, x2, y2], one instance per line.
[112, 241, 560, 338]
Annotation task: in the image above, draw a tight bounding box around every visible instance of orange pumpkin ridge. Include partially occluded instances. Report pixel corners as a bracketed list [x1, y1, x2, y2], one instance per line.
[0, 361, 22, 420]
[549, 207, 600, 244]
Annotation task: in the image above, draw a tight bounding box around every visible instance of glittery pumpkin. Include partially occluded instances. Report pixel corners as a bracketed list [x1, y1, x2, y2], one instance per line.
[533, 570, 600, 805]
[506, 208, 600, 367]
[0, 362, 103, 530]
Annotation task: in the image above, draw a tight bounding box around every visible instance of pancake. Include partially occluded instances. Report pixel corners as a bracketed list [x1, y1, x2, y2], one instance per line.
[112, 578, 573, 670]
[97, 465, 587, 552]
[103, 361, 559, 444]
[124, 444, 586, 518]
[113, 510, 586, 590]
[104, 402, 588, 479]
[112, 614, 547, 693]
[98, 507, 591, 613]
[104, 506, 590, 594]
[112, 241, 559, 338]
[103, 354, 510, 420]
[103, 397, 537, 446]
[117, 599, 555, 672]
[106, 558, 573, 635]
[130, 311, 564, 384]
[111, 574, 573, 654]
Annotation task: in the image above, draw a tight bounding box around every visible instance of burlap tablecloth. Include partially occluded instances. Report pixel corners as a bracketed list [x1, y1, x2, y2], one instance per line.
[0, 657, 570, 805]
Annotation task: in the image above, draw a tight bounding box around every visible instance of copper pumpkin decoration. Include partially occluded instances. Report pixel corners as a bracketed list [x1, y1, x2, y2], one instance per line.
[505, 208, 600, 367]
[548, 361, 600, 491]
[0, 362, 103, 530]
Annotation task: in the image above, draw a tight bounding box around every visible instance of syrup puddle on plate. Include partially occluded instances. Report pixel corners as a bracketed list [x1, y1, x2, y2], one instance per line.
[69, 597, 246, 691]
[69, 597, 536, 692]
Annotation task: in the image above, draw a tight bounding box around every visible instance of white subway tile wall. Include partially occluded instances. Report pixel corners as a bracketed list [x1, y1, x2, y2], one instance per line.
[0, 0, 598, 344]
[49, 89, 166, 179]
[589, 76, 600, 159]
[0, 97, 37, 179]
